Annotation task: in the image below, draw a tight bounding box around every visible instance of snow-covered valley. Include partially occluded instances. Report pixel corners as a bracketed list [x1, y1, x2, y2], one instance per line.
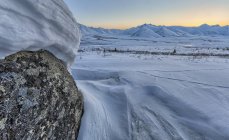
[79, 24, 229, 56]
[1, 0, 229, 139]
[74, 30, 229, 140]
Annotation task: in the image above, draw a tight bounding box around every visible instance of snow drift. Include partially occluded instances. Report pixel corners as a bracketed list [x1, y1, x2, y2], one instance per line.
[0, 0, 80, 65]
[73, 53, 229, 140]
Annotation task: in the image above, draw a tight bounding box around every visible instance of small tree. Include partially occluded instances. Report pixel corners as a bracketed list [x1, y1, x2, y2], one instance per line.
[103, 48, 106, 57]
[172, 49, 176, 54]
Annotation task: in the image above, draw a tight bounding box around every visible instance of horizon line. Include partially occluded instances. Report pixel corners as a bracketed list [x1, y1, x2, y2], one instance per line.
[79, 23, 229, 30]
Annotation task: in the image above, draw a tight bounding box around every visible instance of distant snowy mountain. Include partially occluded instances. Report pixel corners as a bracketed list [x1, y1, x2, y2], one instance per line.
[79, 24, 121, 36]
[131, 25, 161, 38]
[197, 24, 224, 35]
[168, 24, 229, 36]
[168, 28, 193, 37]
[155, 27, 179, 37]
[222, 26, 229, 35]
[79, 23, 229, 38]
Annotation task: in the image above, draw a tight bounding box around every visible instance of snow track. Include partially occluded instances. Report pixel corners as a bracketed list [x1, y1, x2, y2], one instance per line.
[138, 71, 229, 89]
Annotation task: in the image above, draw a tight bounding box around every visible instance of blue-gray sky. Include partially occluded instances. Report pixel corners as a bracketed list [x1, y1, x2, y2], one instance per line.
[65, 0, 229, 29]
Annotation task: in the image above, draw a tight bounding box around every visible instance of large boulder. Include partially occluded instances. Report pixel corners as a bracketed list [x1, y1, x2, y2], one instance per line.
[0, 50, 83, 140]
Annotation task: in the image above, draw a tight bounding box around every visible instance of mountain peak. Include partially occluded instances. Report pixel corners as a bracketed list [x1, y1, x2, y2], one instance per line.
[79, 23, 229, 37]
[199, 24, 211, 28]
[139, 23, 155, 28]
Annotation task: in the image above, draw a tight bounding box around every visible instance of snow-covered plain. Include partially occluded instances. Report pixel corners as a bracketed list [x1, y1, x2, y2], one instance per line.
[74, 31, 229, 140]
[81, 35, 229, 55]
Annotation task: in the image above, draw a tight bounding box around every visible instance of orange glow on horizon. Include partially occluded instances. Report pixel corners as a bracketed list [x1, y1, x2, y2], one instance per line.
[84, 22, 229, 30]
[81, 7, 229, 29]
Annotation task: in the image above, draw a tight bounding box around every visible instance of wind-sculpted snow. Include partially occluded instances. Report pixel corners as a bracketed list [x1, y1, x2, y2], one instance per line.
[73, 53, 229, 140]
[0, 0, 80, 65]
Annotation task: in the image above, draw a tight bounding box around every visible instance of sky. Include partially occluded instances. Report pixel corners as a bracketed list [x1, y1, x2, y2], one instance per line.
[65, 0, 229, 29]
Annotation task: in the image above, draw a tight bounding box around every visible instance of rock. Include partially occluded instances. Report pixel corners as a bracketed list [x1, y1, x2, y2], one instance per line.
[0, 50, 83, 140]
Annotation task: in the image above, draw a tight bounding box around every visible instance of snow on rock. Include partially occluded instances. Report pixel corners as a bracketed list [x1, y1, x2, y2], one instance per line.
[0, 0, 80, 65]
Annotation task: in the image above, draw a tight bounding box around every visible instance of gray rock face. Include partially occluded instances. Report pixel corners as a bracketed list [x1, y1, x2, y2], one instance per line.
[0, 50, 83, 140]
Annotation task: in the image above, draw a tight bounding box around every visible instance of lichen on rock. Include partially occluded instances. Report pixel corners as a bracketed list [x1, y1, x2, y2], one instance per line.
[0, 50, 83, 140]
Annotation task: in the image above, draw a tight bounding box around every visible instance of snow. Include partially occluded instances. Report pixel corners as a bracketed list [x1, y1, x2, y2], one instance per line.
[73, 52, 229, 140]
[155, 27, 179, 37]
[79, 24, 122, 37]
[80, 33, 229, 55]
[131, 26, 161, 38]
[1, 0, 229, 139]
[79, 23, 229, 38]
[0, 0, 80, 65]
[74, 29, 229, 140]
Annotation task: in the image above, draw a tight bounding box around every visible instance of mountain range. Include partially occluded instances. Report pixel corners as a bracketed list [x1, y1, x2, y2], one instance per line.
[79, 23, 229, 38]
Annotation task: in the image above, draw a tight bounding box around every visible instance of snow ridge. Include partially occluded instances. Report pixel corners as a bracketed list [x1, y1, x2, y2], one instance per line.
[0, 0, 80, 65]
